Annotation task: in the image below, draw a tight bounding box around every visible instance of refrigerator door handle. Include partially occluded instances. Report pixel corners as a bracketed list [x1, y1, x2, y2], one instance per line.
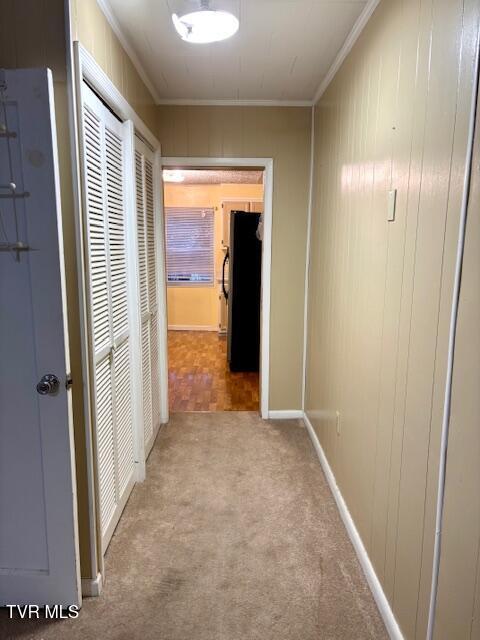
[222, 249, 229, 301]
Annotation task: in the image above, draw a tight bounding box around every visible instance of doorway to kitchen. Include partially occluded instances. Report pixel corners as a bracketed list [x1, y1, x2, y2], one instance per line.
[161, 158, 273, 416]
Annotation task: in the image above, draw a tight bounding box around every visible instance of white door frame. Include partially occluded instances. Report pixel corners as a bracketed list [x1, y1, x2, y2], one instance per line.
[70, 42, 167, 590]
[162, 157, 273, 419]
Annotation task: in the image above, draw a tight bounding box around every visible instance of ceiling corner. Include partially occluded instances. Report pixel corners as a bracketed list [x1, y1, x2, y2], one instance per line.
[96, 0, 162, 104]
[312, 0, 381, 105]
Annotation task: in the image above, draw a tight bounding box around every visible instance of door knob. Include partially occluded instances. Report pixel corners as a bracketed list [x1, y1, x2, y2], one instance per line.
[36, 374, 60, 396]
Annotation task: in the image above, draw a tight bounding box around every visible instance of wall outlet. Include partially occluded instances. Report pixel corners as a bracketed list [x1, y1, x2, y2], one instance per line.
[336, 410, 341, 435]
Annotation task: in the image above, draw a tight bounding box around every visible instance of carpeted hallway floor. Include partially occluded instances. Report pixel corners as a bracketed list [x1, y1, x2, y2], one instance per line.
[0, 413, 387, 640]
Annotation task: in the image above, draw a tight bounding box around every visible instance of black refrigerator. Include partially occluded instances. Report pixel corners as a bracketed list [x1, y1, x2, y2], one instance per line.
[223, 211, 262, 372]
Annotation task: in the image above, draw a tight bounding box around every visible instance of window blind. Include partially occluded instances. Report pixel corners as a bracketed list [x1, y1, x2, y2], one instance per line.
[165, 207, 214, 285]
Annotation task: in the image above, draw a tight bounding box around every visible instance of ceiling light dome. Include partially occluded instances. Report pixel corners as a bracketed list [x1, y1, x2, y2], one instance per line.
[172, 1, 239, 44]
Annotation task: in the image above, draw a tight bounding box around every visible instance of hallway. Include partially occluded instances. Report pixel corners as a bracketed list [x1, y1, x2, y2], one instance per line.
[1, 413, 386, 639]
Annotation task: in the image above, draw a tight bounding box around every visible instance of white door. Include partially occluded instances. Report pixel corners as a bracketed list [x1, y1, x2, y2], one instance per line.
[135, 138, 161, 456]
[79, 83, 136, 553]
[0, 69, 80, 605]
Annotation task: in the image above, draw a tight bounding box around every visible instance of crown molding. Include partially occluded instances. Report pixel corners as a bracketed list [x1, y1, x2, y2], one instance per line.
[156, 98, 312, 107]
[96, 0, 162, 104]
[312, 0, 381, 105]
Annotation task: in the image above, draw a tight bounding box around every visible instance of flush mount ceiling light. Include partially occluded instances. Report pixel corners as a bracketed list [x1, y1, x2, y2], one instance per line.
[172, 1, 239, 44]
[163, 170, 185, 183]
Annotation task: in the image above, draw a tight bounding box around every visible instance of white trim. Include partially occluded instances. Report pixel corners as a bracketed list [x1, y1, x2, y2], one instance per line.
[124, 120, 146, 483]
[301, 106, 315, 411]
[96, 0, 161, 104]
[163, 157, 272, 168]
[75, 43, 160, 151]
[302, 413, 404, 640]
[163, 157, 272, 419]
[66, 1, 101, 586]
[260, 161, 273, 420]
[153, 150, 170, 426]
[313, 0, 381, 104]
[168, 325, 218, 332]
[81, 573, 103, 597]
[268, 410, 303, 420]
[157, 98, 312, 107]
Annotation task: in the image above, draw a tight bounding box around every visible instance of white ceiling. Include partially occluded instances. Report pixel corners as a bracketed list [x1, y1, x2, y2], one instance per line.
[102, 0, 369, 104]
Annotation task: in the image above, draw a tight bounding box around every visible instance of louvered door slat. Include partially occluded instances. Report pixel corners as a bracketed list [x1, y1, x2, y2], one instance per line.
[136, 152, 148, 316]
[150, 312, 160, 430]
[135, 141, 160, 454]
[142, 322, 153, 445]
[95, 356, 116, 533]
[139, 151, 153, 445]
[105, 127, 129, 342]
[84, 104, 110, 354]
[145, 159, 157, 313]
[113, 340, 134, 495]
[145, 158, 160, 435]
[82, 83, 136, 553]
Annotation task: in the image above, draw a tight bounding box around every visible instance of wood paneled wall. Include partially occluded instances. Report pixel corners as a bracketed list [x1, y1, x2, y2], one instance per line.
[157, 105, 312, 411]
[305, 0, 480, 637]
[71, 0, 157, 132]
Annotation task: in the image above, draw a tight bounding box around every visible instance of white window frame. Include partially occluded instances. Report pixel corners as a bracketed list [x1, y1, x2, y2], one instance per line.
[163, 157, 273, 421]
[165, 207, 215, 287]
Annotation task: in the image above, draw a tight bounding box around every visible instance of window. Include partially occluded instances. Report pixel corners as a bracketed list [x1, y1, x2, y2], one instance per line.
[165, 207, 215, 285]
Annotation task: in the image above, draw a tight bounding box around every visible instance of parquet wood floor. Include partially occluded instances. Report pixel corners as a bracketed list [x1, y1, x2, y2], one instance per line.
[168, 330, 260, 412]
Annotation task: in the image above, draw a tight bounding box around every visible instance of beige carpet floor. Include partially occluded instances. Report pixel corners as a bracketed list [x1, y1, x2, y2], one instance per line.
[1, 412, 387, 639]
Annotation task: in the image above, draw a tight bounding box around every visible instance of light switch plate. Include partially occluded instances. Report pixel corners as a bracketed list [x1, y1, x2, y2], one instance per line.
[388, 189, 397, 222]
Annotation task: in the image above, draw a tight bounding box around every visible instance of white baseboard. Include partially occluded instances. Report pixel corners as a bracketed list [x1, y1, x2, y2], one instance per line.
[168, 324, 218, 332]
[268, 409, 304, 419]
[81, 572, 102, 597]
[302, 412, 403, 640]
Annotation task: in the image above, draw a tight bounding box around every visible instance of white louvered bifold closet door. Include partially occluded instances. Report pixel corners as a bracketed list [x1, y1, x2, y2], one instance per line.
[135, 138, 161, 456]
[81, 83, 136, 552]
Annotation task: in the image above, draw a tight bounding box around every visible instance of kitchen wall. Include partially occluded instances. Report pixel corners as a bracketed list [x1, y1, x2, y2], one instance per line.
[164, 182, 263, 330]
[304, 0, 480, 637]
[157, 106, 311, 411]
